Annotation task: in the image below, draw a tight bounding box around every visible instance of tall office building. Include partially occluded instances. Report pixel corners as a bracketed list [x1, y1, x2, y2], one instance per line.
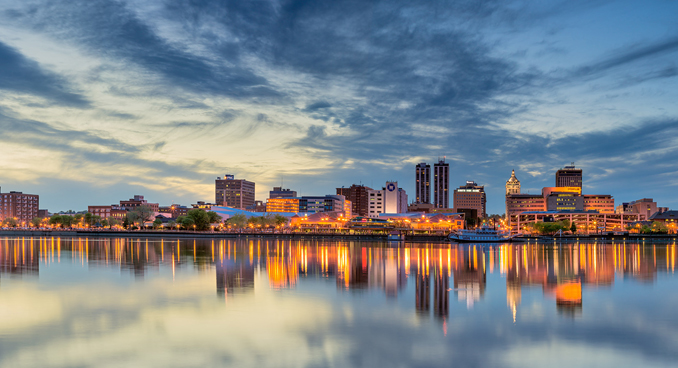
[433, 159, 449, 208]
[415, 163, 431, 204]
[556, 164, 582, 188]
[215, 174, 255, 209]
[336, 184, 372, 217]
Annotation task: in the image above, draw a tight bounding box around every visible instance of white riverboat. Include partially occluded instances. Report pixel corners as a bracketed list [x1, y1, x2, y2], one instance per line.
[449, 224, 514, 243]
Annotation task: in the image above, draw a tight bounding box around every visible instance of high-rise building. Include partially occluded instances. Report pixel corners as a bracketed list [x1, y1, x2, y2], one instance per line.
[269, 187, 297, 199]
[0, 187, 39, 223]
[453, 181, 486, 219]
[556, 164, 582, 188]
[433, 159, 449, 208]
[336, 184, 372, 217]
[215, 174, 255, 209]
[367, 182, 408, 218]
[505, 170, 521, 195]
[415, 163, 431, 204]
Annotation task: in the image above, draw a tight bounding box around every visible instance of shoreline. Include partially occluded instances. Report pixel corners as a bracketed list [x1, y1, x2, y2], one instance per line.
[0, 230, 676, 243]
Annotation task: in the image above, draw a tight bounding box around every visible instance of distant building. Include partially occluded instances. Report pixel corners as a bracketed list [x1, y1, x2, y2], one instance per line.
[215, 174, 255, 209]
[616, 198, 666, 218]
[269, 187, 297, 199]
[38, 209, 50, 218]
[415, 163, 431, 204]
[433, 159, 449, 208]
[267, 198, 300, 213]
[0, 187, 39, 223]
[89, 195, 158, 220]
[119, 195, 159, 212]
[266, 195, 349, 215]
[505, 169, 619, 233]
[300, 195, 347, 214]
[556, 164, 582, 188]
[368, 182, 408, 218]
[192, 201, 217, 210]
[505, 170, 521, 195]
[506, 194, 545, 219]
[650, 211, 678, 233]
[337, 184, 372, 217]
[408, 203, 435, 213]
[158, 204, 190, 218]
[583, 195, 614, 214]
[246, 200, 267, 213]
[453, 181, 486, 219]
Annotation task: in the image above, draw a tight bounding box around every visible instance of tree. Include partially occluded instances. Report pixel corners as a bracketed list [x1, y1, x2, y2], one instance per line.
[274, 214, 289, 227]
[207, 211, 222, 225]
[3, 218, 18, 228]
[177, 216, 195, 230]
[108, 217, 120, 229]
[127, 205, 155, 228]
[122, 217, 130, 229]
[186, 208, 210, 230]
[153, 219, 163, 229]
[31, 217, 42, 228]
[651, 221, 668, 234]
[570, 223, 577, 233]
[84, 212, 93, 227]
[101, 219, 109, 228]
[61, 215, 75, 228]
[49, 214, 63, 227]
[168, 220, 176, 230]
[533, 221, 568, 235]
[227, 214, 248, 229]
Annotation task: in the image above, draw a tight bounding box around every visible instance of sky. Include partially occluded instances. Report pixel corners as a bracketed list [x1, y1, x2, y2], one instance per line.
[0, 0, 677, 214]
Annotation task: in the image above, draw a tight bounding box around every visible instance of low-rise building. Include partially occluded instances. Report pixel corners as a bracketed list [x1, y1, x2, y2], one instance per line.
[267, 198, 300, 213]
[510, 210, 646, 234]
[616, 198, 666, 218]
[649, 210, 678, 233]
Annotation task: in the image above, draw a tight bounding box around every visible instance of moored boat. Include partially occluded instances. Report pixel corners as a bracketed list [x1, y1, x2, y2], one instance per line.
[449, 224, 513, 243]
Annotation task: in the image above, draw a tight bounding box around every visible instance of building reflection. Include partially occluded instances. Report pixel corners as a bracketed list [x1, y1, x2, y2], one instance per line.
[0, 237, 676, 319]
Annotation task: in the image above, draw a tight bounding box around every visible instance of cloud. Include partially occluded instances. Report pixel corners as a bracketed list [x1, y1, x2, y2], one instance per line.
[0, 40, 89, 107]
[572, 37, 678, 79]
[7, 0, 281, 101]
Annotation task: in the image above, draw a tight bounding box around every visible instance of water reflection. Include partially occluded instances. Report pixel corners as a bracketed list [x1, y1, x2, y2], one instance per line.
[2, 238, 676, 314]
[1, 237, 677, 367]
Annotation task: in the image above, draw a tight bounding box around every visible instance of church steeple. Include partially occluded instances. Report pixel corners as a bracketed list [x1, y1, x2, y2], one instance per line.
[506, 169, 521, 195]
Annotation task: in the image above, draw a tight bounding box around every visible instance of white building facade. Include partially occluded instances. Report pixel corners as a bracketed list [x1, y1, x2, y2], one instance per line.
[368, 182, 408, 218]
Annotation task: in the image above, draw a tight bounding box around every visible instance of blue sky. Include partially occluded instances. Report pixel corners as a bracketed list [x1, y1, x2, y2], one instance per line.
[0, 0, 677, 213]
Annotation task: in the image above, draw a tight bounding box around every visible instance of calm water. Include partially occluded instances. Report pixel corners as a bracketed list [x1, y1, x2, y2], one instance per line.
[1, 237, 678, 368]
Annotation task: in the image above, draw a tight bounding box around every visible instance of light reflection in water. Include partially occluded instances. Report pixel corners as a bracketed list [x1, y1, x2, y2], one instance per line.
[2, 238, 676, 315]
[1, 237, 678, 367]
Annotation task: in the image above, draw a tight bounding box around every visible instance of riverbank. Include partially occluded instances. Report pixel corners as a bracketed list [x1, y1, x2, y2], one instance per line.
[516, 233, 678, 243]
[0, 229, 450, 242]
[1, 230, 675, 243]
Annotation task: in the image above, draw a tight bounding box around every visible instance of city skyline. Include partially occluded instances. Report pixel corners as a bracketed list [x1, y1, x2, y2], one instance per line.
[1, 1, 678, 214]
